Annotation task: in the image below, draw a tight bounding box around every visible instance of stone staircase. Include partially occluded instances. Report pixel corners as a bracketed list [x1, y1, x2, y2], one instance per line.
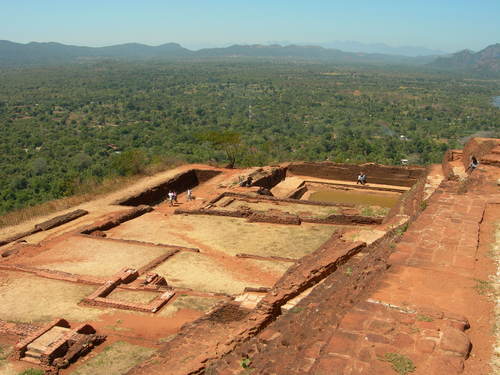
[22, 326, 71, 364]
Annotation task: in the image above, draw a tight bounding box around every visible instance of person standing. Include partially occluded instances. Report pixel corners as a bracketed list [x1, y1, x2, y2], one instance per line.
[357, 172, 367, 185]
[187, 189, 193, 201]
[466, 156, 479, 174]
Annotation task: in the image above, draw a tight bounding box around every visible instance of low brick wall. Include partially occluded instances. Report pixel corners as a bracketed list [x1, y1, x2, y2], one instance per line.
[35, 209, 88, 231]
[0, 227, 41, 247]
[84, 290, 174, 313]
[137, 250, 178, 275]
[176, 206, 380, 226]
[303, 214, 383, 225]
[0, 209, 88, 247]
[236, 253, 297, 263]
[0, 264, 103, 285]
[247, 211, 301, 225]
[82, 267, 174, 313]
[209, 191, 352, 208]
[80, 205, 153, 234]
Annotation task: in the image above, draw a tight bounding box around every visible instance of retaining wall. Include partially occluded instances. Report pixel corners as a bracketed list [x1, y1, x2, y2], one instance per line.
[115, 169, 221, 206]
[287, 162, 424, 187]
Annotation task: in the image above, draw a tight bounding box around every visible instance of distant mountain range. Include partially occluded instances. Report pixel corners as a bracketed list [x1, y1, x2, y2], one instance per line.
[0, 40, 498, 74]
[317, 41, 446, 57]
[428, 44, 500, 73]
[0, 40, 192, 65]
[0, 40, 438, 66]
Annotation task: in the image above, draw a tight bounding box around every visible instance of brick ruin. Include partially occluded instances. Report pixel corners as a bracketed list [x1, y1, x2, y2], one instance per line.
[13, 318, 105, 374]
[0, 138, 498, 375]
[82, 267, 175, 313]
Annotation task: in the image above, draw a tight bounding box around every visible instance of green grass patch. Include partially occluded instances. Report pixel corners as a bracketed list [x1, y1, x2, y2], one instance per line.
[17, 369, 44, 375]
[394, 223, 409, 236]
[473, 278, 495, 296]
[419, 200, 427, 211]
[377, 352, 416, 374]
[240, 357, 251, 368]
[71, 341, 155, 375]
[288, 306, 305, 314]
[416, 314, 433, 322]
[360, 206, 390, 217]
[345, 266, 353, 276]
[0, 346, 7, 361]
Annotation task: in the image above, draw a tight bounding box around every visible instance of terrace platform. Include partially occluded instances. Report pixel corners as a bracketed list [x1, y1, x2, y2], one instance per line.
[3, 140, 497, 375]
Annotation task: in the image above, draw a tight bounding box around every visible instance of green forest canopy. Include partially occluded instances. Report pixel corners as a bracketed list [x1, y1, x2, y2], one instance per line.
[0, 60, 499, 214]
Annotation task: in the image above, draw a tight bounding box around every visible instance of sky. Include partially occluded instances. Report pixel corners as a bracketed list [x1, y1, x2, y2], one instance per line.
[1, 0, 499, 52]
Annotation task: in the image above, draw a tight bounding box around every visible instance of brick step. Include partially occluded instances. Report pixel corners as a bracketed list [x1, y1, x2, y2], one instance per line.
[481, 155, 500, 167]
[23, 350, 42, 361]
[25, 345, 45, 354]
[489, 146, 500, 154]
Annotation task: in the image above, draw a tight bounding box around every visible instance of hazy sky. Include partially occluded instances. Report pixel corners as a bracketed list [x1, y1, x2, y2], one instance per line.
[1, 0, 498, 52]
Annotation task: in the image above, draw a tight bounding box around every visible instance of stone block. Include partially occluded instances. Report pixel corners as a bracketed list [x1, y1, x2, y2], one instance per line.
[340, 311, 369, 331]
[429, 356, 465, 374]
[258, 328, 281, 343]
[416, 339, 436, 354]
[439, 328, 471, 357]
[365, 333, 390, 344]
[392, 312, 416, 326]
[315, 356, 349, 375]
[326, 331, 359, 356]
[391, 333, 415, 348]
[368, 320, 395, 335]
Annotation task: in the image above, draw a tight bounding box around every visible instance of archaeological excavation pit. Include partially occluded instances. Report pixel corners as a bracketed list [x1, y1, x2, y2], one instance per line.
[0, 159, 430, 375]
[115, 169, 222, 207]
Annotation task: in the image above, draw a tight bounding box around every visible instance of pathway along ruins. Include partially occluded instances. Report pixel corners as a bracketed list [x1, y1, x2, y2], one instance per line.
[0, 138, 498, 375]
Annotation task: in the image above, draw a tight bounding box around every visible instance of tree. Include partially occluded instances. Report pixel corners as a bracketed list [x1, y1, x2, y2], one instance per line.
[111, 149, 147, 176]
[201, 130, 243, 168]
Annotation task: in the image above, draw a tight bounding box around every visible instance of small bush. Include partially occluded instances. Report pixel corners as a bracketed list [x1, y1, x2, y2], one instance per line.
[240, 357, 251, 368]
[416, 314, 433, 322]
[419, 200, 427, 211]
[394, 223, 409, 236]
